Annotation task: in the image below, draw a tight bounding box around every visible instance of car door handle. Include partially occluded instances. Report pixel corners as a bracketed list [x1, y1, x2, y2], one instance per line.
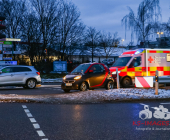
[11, 74, 14, 76]
[25, 73, 28, 75]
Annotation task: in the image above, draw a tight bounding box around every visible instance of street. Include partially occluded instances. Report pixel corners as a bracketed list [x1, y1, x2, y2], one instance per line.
[1, 101, 170, 140]
[0, 83, 107, 95]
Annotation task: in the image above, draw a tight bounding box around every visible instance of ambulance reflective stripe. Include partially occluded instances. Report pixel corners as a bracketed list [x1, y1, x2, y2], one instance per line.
[118, 66, 170, 77]
[147, 50, 170, 53]
[135, 77, 153, 88]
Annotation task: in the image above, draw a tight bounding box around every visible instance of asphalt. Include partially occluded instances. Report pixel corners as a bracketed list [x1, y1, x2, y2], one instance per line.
[0, 83, 107, 95]
[1, 101, 170, 140]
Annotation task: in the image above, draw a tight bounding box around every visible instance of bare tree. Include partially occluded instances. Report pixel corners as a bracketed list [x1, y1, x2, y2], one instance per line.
[122, 0, 161, 44]
[30, 0, 61, 60]
[162, 19, 170, 36]
[99, 32, 120, 59]
[84, 27, 100, 62]
[20, 12, 42, 65]
[0, 0, 27, 59]
[57, 1, 85, 60]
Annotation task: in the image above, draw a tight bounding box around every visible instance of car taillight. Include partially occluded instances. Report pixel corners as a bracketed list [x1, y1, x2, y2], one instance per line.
[36, 72, 40, 75]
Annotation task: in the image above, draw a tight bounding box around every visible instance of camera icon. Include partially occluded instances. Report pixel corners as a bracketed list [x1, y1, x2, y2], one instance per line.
[139, 105, 152, 120]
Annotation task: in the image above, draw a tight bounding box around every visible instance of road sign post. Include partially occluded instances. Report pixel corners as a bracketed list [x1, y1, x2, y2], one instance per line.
[116, 68, 120, 89]
[155, 70, 159, 95]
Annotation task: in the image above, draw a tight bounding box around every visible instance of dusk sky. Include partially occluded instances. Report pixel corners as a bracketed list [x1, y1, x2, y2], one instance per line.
[71, 0, 170, 45]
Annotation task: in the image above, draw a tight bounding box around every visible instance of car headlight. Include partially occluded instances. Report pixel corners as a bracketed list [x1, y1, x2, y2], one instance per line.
[112, 71, 120, 75]
[74, 75, 82, 80]
[63, 76, 66, 80]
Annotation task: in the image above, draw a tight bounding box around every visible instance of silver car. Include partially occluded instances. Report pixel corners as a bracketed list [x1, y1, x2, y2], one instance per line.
[0, 65, 41, 89]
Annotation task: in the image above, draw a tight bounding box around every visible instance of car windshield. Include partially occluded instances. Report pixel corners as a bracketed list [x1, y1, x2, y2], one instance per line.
[112, 57, 132, 67]
[71, 64, 91, 74]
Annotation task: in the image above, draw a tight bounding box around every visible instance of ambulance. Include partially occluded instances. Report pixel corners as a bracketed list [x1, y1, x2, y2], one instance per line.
[109, 48, 170, 87]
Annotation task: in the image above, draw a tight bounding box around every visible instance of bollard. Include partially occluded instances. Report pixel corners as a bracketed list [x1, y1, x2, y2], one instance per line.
[116, 68, 120, 89]
[155, 70, 158, 95]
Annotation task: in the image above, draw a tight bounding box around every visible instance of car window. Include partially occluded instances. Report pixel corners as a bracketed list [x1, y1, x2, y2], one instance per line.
[1, 67, 14, 73]
[99, 65, 105, 71]
[112, 57, 132, 67]
[90, 64, 102, 73]
[129, 57, 141, 68]
[14, 67, 32, 72]
[71, 64, 91, 74]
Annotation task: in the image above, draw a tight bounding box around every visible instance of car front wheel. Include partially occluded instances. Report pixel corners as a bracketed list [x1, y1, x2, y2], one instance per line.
[122, 77, 131, 88]
[106, 81, 114, 90]
[80, 82, 88, 91]
[26, 79, 36, 89]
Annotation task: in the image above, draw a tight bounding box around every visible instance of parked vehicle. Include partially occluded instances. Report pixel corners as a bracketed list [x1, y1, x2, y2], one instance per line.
[102, 59, 114, 65]
[61, 63, 114, 92]
[109, 48, 170, 87]
[0, 65, 41, 89]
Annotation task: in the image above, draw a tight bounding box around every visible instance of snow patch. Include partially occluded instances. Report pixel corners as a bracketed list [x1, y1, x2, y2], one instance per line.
[0, 88, 170, 104]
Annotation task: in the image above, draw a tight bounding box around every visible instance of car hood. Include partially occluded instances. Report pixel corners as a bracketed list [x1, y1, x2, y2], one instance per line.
[65, 75, 82, 80]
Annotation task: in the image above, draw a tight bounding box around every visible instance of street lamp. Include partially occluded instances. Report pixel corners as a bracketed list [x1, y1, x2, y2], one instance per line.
[157, 32, 163, 38]
[121, 39, 124, 46]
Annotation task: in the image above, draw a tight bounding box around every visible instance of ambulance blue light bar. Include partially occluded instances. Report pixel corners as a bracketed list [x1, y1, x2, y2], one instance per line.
[135, 49, 144, 55]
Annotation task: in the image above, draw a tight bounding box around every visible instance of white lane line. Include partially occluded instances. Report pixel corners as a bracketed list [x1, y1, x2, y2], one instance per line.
[22, 105, 27, 108]
[24, 109, 30, 113]
[30, 118, 36, 123]
[33, 123, 40, 129]
[22, 105, 48, 139]
[37, 130, 45, 136]
[26, 113, 33, 117]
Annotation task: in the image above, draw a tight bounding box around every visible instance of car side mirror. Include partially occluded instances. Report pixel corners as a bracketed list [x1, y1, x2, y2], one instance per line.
[0, 71, 2, 74]
[89, 70, 94, 73]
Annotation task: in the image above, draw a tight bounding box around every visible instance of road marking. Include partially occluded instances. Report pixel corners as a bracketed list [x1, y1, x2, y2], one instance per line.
[22, 105, 48, 139]
[24, 109, 30, 113]
[37, 130, 45, 136]
[30, 118, 36, 123]
[22, 105, 27, 108]
[33, 123, 40, 129]
[26, 113, 33, 117]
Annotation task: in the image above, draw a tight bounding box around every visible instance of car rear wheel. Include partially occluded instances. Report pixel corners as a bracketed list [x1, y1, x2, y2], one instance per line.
[106, 81, 114, 90]
[122, 77, 131, 88]
[80, 82, 88, 91]
[63, 89, 70, 93]
[26, 79, 36, 89]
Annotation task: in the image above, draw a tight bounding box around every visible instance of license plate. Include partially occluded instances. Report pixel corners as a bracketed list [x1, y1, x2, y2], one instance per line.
[65, 83, 72, 86]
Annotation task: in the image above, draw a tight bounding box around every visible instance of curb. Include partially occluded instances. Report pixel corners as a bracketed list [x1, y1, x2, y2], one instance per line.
[0, 95, 170, 104]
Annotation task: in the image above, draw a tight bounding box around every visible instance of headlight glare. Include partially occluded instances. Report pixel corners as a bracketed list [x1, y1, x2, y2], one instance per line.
[112, 71, 120, 75]
[74, 76, 82, 80]
[63, 76, 66, 80]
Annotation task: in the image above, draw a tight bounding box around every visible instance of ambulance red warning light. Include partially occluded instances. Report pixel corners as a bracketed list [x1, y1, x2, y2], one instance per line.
[135, 77, 153, 88]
